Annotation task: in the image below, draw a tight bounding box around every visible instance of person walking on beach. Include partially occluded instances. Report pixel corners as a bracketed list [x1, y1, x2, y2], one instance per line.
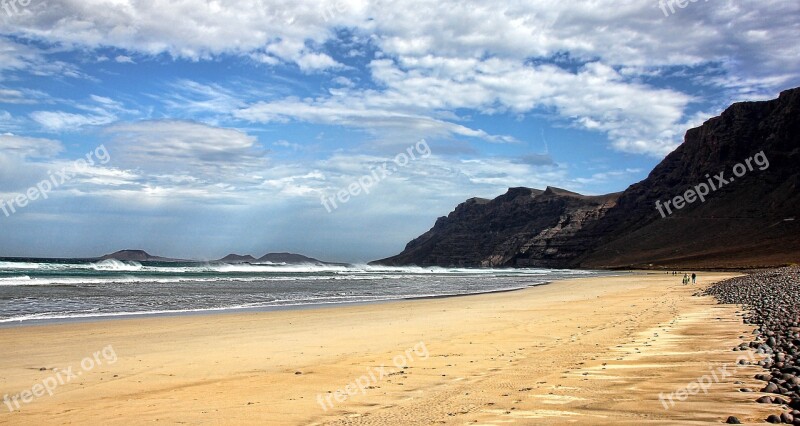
[692, 273, 697, 284]
[683, 274, 689, 285]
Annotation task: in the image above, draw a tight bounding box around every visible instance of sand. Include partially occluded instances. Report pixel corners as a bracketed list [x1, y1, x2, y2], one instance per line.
[0, 272, 781, 425]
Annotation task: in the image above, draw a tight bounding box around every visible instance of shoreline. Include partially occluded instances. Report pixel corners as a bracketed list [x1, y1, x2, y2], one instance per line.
[1, 271, 779, 424]
[0, 282, 555, 329]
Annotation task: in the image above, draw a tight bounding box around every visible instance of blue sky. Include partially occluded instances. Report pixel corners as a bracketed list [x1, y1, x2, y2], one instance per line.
[0, 0, 798, 262]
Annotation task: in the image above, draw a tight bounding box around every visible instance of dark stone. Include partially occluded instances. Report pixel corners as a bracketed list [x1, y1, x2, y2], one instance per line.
[705, 268, 800, 426]
[765, 383, 780, 393]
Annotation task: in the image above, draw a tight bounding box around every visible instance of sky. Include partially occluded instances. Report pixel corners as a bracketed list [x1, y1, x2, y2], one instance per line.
[0, 0, 798, 262]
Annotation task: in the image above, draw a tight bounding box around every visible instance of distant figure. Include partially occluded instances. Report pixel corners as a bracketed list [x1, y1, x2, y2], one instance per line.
[692, 273, 697, 284]
[683, 274, 689, 285]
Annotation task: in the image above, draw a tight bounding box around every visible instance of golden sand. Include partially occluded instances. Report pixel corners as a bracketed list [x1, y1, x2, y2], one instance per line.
[0, 273, 780, 425]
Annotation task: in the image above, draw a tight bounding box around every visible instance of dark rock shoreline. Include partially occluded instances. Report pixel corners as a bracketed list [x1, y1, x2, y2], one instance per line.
[702, 267, 800, 424]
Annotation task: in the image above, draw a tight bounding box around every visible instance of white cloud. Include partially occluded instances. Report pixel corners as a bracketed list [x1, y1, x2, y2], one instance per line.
[0, 38, 83, 79]
[159, 80, 248, 118]
[104, 120, 269, 180]
[30, 111, 117, 132]
[114, 55, 135, 64]
[3, 0, 355, 72]
[273, 140, 303, 150]
[235, 94, 519, 145]
[295, 52, 340, 72]
[2, 0, 798, 157]
[0, 133, 63, 158]
[28, 95, 140, 132]
[0, 88, 37, 104]
[0, 134, 131, 196]
[6, 0, 794, 78]
[234, 58, 690, 155]
[332, 76, 355, 87]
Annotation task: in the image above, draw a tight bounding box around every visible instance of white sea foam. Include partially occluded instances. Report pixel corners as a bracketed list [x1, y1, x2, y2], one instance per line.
[89, 259, 143, 271]
[0, 276, 34, 286]
[0, 285, 542, 324]
[0, 261, 42, 270]
[0, 259, 607, 324]
[0, 259, 590, 276]
[0, 260, 593, 287]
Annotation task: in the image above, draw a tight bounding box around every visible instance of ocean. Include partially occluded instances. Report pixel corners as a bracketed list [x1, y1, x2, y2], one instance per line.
[0, 258, 611, 325]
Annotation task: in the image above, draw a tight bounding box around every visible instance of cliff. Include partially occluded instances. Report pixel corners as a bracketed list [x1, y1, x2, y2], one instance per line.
[578, 87, 800, 268]
[375, 87, 800, 269]
[376, 187, 619, 267]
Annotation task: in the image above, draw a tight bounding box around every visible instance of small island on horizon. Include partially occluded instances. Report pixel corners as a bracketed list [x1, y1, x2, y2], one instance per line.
[94, 249, 346, 266]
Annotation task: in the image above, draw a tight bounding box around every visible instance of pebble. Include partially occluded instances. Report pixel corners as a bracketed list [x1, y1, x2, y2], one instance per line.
[703, 267, 800, 424]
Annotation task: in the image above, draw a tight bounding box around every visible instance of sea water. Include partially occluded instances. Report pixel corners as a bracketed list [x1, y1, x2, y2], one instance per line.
[0, 258, 611, 325]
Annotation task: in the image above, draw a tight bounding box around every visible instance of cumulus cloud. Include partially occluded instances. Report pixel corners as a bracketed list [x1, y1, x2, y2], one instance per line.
[3, 0, 799, 154]
[2, 0, 355, 70]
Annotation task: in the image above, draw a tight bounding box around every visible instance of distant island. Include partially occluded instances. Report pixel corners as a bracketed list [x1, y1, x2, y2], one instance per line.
[214, 252, 340, 265]
[100, 250, 342, 265]
[99, 250, 187, 262]
[217, 254, 258, 263]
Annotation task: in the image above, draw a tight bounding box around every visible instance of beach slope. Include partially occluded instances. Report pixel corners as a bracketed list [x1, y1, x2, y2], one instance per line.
[0, 273, 778, 424]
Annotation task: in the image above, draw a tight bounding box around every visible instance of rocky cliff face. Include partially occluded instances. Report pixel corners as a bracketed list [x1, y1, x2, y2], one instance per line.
[376, 187, 619, 267]
[578, 87, 800, 268]
[375, 87, 800, 269]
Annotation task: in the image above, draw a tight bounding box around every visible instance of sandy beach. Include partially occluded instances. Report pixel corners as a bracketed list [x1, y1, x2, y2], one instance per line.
[0, 273, 780, 425]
